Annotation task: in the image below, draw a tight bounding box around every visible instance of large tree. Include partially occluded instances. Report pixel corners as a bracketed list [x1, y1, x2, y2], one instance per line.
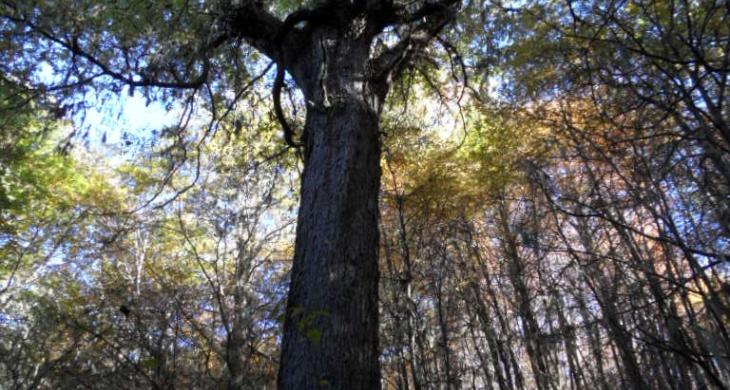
[4, 1, 730, 389]
[1, 0, 472, 387]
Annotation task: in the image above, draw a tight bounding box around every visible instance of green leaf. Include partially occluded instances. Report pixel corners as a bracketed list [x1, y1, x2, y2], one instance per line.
[305, 328, 321, 344]
[141, 357, 160, 370]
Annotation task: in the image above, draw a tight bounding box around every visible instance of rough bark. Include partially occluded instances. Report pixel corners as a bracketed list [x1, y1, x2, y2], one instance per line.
[277, 27, 384, 389]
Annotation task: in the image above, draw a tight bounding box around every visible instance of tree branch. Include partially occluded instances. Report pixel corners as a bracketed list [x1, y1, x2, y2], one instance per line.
[222, 0, 284, 61]
[367, 0, 460, 30]
[369, 1, 459, 83]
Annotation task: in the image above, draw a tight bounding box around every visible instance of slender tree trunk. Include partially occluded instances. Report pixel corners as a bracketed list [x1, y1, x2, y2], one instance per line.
[227, 236, 254, 389]
[497, 203, 552, 390]
[469, 281, 511, 390]
[393, 193, 425, 390]
[277, 30, 384, 389]
[436, 245, 456, 389]
[552, 290, 584, 390]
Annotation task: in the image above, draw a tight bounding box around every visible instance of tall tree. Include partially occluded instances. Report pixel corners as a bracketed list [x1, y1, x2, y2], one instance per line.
[1, 0, 467, 387]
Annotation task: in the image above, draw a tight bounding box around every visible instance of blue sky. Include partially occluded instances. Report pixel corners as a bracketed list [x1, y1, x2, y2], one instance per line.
[79, 88, 181, 146]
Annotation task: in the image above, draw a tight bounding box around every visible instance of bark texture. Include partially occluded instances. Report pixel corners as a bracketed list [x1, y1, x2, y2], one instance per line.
[277, 27, 384, 389]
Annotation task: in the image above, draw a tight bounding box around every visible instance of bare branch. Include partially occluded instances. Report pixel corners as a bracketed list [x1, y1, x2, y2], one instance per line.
[369, 1, 459, 83]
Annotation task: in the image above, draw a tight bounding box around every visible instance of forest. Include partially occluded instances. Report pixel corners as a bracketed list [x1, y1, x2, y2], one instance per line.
[1, 0, 729, 389]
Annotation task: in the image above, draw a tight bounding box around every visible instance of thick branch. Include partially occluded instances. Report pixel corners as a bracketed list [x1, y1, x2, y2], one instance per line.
[223, 0, 284, 61]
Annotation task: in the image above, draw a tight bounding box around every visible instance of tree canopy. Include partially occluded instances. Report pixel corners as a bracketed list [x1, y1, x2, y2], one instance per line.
[1, 0, 729, 389]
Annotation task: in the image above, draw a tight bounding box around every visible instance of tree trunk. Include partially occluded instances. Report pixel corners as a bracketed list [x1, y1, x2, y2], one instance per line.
[497, 203, 552, 390]
[277, 29, 384, 389]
